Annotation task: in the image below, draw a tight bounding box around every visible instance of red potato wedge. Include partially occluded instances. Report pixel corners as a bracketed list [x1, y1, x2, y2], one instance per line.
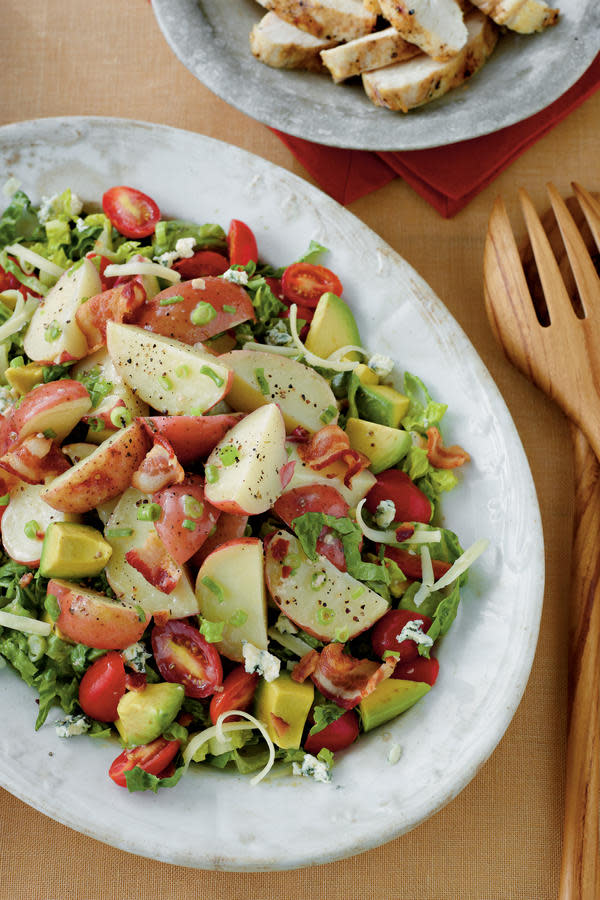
[0, 380, 91, 450]
[144, 414, 242, 465]
[264, 529, 388, 641]
[153, 475, 221, 565]
[40, 420, 151, 513]
[134, 277, 254, 345]
[48, 578, 149, 649]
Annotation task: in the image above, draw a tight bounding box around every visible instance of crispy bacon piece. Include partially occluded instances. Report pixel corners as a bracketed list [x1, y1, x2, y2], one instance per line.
[268, 535, 290, 562]
[0, 434, 69, 484]
[297, 425, 370, 489]
[380, 545, 451, 582]
[310, 642, 396, 709]
[131, 435, 184, 494]
[153, 610, 170, 627]
[76, 278, 147, 352]
[291, 649, 319, 684]
[426, 426, 470, 469]
[125, 531, 181, 594]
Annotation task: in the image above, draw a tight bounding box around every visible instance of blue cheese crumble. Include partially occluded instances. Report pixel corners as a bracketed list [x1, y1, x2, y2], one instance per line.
[122, 641, 151, 674]
[157, 236, 196, 267]
[368, 353, 394, 379]
[55, 714, 91, 738]
[396, 620, 434, 649]
[242, 642, 281, 682]
[223, 267, 249, 286]
[374, 499, 396, 529]
[292, 753, 332, 783]
[274, 613, 298, 635]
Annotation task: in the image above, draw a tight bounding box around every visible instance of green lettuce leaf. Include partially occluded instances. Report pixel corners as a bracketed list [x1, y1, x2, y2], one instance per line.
[309, 702, 346, 736]
[152, 220, 227, 257]
[0, 190, 45, 248]
[401, 373, 447, 434]
[125, 763, 186, 793]
[291, 512, 389, 585]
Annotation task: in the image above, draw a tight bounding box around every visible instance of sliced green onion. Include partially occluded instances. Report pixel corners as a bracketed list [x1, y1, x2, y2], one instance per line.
[351, 585, 364, 600]
[158, 375, 173, 391]
[254, 367, 270, 395]
[44, 321, 62, 342]
[201, 576, 224, 603]
[218, 445, 239, 467]
[317, 606, 335, 625]
[320, 405, 337, 424]
[106, 527, 134, 538]
[43, 428, 57, 439]
[190, 301, 217, 325]
[175, 364, 190, 378]
[24, 520, 41, 539]
[87, 417, 105, 432]
[205, 464, 219, 483]
[182, 518, 196, 531]
[199, 618, 225, 643]
[135, 605, 146, 623]
[200, 365, 224, 387]
[222, 304, 236, 314]
[159, 294, 185, 306]
[229, 609, 248, 628]
[183, 495, 204, 518]
[334, 626, 349, 643]
[382, 649, 401, 660]
[137, 503, 162, 522]
[0, 493, 9, 506]
[311, 572, 326, 591]
[110, 407, 132, 429]
[189, 405, 204, 416]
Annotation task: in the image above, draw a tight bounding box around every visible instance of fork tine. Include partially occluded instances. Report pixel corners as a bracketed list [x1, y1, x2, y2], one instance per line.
[483, 196, 543, 377]
[519, 187, 575, 327]
[547, 182, 600, 319]
[572, 182, 600, 252]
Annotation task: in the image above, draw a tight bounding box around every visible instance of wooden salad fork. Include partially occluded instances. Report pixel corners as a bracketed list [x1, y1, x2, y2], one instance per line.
[483, 183, 600, 900]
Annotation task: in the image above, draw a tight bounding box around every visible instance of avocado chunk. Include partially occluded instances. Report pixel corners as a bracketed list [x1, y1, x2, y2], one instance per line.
[345, 418, 411, 474]
[356, 383, 410, 428]
[305, 292, 362, 361]
[254, 670, 314, 749]
[359, 678, 430, 731]
[39, 522, 113, 579]
[353, 363, 379, 386]
[115, 682, 184, 746]
[4, 362, 44, 395]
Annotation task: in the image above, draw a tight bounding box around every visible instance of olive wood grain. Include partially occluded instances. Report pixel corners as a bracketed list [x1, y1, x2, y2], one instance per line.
[483, 187, 600, 900]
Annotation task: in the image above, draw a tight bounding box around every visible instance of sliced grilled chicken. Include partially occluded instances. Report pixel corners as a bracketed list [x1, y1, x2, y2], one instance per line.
[250, 12, 338, 70]
[321, 27, 420, 82]
[377, 0, 468, 62]
[362, 9, 498, 111]
[468, 0, 558, 32]
[257, 0, 377, 42]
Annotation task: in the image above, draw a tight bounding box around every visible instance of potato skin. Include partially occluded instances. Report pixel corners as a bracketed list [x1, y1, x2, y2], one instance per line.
[41, 421, 151, 513]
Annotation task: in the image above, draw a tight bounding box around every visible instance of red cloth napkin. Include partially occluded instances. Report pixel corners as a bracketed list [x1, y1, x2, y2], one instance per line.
[273, 52, 600, 218]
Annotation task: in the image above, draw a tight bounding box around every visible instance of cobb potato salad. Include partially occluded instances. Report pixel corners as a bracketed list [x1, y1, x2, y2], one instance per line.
[0, 183, 485, 791]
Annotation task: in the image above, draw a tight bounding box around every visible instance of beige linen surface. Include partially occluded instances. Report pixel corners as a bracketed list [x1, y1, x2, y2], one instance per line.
[1, 1, 598, 898]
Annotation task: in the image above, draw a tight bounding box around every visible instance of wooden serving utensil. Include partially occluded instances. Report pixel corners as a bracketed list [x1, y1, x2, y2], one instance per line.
[483, 183, 600, 900]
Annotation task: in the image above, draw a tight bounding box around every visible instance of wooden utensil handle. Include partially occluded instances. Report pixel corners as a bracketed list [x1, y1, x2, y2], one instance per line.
[559, 425, 600, 900]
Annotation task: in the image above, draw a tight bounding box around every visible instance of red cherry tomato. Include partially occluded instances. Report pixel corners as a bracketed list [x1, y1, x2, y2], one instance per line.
[365, 470, 432, 524]
[172, 250, 229, 278]
[381, 545, 451, 582]
[102, 185, 160, 239]
[281, 303, 314, 325]
[371, 609, 433, 664]
[0, 261, 40, 299]
[209, 665, 259, 725]
[85, 252, 117, 290]
[108, 737, 180, 788]
[304, 709, 359, 754]
[393, 655, 439, 686]
[281, 263, 343, 309]
[227, 219, 258, 266]
[151, 620, 223, 698]
[78, 651, 126, 722]
[264, 276, 285, 302]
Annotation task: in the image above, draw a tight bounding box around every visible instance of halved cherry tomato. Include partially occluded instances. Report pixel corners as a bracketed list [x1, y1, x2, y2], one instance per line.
[209, 665, 259, 724]
[102, 186, 160, 239]
[78, 651, 126, 722]
[371, 609, 433, 664]
[172, 250, 230, 278]
[152, 620, 222, 698]
[365, 470, 432, 524]
[281, 263, 343, 309]
[381, 545, 451, 582]
[227, 219, 258, 266]
[108, 737, 180, 788]
[304, 709, 359, 754]
[85, 252, 117, 290]
[0, 261, 41, 299]
[393, 655, 439, 686]
[264, 276, 285, 302]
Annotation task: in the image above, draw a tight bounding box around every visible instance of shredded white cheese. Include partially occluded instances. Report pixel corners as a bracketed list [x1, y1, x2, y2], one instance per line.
[3, 243, 65, 279]
[103, 260, 181, 283]
[289, 304, 360, 373]
[355, 499, 441, 546]
[183, 710, 276, 786]
[0, 610, 51, 636]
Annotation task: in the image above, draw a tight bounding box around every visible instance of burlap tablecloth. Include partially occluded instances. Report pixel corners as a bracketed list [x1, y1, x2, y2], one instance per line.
[1, 2, 597, 897]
